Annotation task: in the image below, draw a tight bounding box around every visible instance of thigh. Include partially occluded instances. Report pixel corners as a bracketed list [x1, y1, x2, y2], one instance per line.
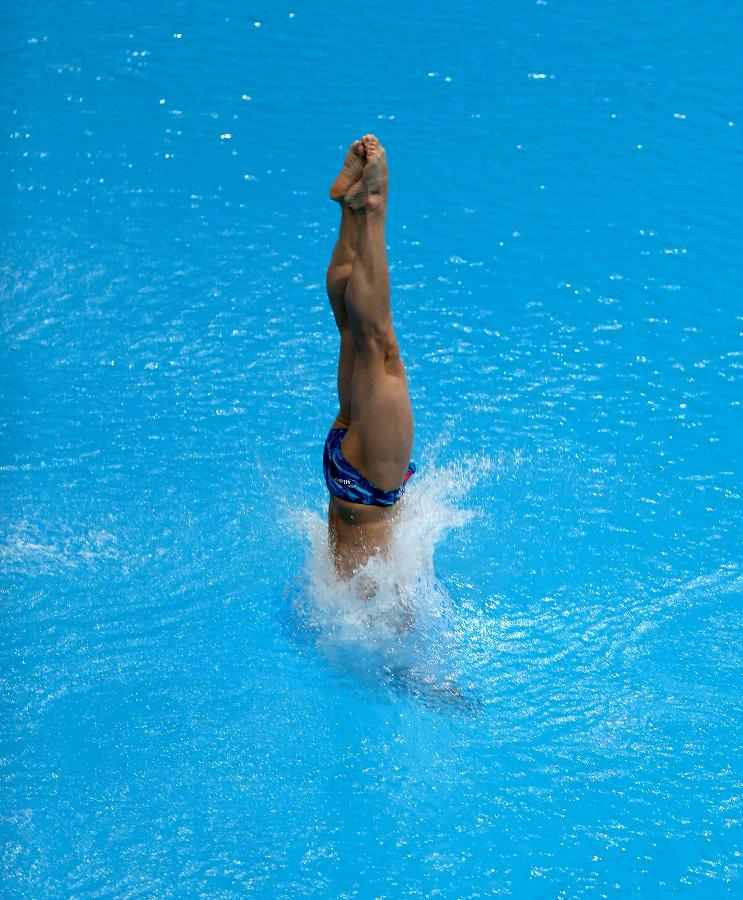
[341, 341, 414, 492]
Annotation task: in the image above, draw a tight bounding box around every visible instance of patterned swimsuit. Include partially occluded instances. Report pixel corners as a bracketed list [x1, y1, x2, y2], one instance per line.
[323, 428, 415, 507]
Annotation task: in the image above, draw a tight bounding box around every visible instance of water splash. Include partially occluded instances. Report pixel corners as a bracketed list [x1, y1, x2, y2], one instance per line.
[285, 455, 490, 708]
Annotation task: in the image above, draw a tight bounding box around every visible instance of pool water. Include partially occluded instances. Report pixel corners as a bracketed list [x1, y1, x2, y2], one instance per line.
[2, 0, 742, 896]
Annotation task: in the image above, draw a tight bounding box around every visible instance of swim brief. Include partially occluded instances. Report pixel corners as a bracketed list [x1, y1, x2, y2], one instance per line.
[323, 428, 416, 507]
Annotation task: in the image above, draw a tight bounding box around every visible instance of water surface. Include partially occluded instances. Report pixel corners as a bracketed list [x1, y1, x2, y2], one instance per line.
[2, 1, 742, 896]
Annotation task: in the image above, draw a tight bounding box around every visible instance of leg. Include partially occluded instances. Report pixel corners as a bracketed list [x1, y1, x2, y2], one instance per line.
[341, 136, 414, 491]
[326, 142, 365, 425]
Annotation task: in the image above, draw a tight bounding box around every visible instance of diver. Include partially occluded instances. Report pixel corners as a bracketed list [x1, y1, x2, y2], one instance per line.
[323, 135, 416, 577]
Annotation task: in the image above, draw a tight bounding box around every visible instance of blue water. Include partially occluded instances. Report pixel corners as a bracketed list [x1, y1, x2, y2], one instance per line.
[2, 0, 742, 896]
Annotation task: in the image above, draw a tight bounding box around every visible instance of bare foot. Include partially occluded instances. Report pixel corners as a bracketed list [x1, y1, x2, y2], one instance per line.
[329, 140, 366, 201]
[345, 134, 388, 212]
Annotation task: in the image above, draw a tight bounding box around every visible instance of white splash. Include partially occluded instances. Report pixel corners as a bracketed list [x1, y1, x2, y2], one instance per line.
[285, 456, 489, 705]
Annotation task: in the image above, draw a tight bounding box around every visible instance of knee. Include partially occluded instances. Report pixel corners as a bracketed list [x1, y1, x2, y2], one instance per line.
[353, 322, 400, 362]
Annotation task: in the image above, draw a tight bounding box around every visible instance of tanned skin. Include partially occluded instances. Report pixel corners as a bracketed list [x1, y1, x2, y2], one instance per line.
[325, 135, 414, 577]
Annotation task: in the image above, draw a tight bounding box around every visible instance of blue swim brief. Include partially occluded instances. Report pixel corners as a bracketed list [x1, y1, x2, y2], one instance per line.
[323, 428, 416, 507]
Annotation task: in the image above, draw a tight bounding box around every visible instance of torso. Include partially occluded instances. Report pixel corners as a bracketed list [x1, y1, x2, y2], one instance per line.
[328, 495, 398, 577]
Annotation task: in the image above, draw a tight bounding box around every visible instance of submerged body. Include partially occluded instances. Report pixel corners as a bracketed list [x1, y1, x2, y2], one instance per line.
[323, 136, 415, 577]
